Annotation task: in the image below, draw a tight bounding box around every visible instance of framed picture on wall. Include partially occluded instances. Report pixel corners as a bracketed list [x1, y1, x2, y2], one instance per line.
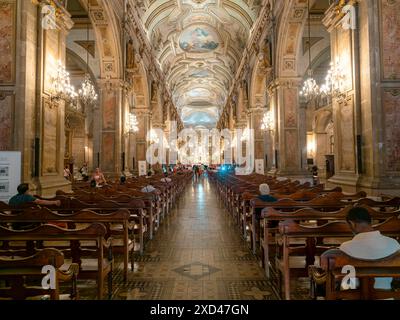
[0, 166, 9, 178]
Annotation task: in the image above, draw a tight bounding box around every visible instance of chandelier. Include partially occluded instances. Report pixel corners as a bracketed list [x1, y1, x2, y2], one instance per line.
[300, 71, 320, 101]
[78, 0, 98, 107]
[79, 74, 98, 106]
[128, 112, 139, 133]
[53, 60, 78, 102]
[261, 110, 275, 131]
[320, 59, 346, 99]
[300, 0, 319, 102]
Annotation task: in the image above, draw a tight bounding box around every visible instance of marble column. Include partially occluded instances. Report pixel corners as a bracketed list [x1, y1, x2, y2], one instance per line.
[249, 107, 266, 173]
[323, 1, 360, 190]
[14, 0, 74, 196]
[97, 78, 124, 178]
[275, 78, 309, 178]
[357, 0, 400, 195]
[323, 0, 400, 195]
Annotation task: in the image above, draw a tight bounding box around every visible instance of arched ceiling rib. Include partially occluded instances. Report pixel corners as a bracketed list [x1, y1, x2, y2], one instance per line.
[134, 0, 263, 128]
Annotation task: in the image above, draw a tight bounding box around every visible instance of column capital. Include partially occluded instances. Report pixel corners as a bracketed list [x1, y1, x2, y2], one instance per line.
[97, 78, 125, 92]
[275, 77, 302, 89]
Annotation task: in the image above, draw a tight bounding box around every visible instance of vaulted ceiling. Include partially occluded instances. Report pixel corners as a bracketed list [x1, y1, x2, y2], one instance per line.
[134, 0, 263, 128]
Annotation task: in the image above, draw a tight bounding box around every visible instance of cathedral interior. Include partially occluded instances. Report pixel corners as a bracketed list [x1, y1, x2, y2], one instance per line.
[0, 0, 399, 302]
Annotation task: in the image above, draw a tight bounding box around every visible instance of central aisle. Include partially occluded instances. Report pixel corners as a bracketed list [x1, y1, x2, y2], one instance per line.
[113, 176, 277, 300]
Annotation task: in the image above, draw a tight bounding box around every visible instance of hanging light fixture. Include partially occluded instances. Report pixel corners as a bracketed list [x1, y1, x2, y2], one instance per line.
[261, 110, 275, 131]
[128, 112, 139, 133]
[53, 60, 78, 102]
[320, 58, 347, 100]
[78, 0, 98, 107]
[300, 0, 320, 101]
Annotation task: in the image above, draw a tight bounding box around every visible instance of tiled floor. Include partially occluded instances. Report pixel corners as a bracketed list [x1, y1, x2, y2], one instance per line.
[74, 177, 311, 300]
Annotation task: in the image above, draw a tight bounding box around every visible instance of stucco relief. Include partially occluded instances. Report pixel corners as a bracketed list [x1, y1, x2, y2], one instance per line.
[338, 101, 355, 171]
[0, 0, 15, 84]
[285, 130, 299, 168]
[381, 0, 400, 80]
[0, 94, 12, 150]
[283, 88, 298, 128]
[285, 23, 300, 55]
[383, 90, 400, 171]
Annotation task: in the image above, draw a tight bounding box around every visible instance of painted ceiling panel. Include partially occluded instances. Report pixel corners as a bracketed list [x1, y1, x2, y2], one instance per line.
[134, 0, 263, 127]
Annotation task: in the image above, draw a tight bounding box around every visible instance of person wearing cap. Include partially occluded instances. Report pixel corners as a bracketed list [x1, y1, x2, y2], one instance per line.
[340, 206, 400, 289]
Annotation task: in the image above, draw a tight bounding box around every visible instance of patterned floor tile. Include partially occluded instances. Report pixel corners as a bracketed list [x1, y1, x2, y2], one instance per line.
[69, 178, 310, 300]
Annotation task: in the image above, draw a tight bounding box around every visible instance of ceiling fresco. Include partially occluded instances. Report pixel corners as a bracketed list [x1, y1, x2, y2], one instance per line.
[134, 0, 263, 128]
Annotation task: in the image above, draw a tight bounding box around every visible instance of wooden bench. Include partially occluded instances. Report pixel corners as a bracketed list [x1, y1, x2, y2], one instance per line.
[0, 207, 132, 281]
[261, 205, 400, 279]
[310, 249, 400, 300]
[0, 222, 112, 299]
[0, 248, 79, 300]
[276, 216, 400, 300]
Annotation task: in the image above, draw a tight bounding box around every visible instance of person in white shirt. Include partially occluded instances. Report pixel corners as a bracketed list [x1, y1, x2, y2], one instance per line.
[340, 207, 400, 289]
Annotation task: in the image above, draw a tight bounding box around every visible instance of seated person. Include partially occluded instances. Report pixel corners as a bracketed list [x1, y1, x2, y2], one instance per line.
[255, 184, 278, 240]
[160, 172, 172, 183]
[92, 168, 107, 186]
[258, 184, 277, 202]
[141, 185, 161, 196]
[120, 175, 127, 185]
[340, 207, 400, 290]
[8, 183, 61, 230]
[9, 184, 61, 207]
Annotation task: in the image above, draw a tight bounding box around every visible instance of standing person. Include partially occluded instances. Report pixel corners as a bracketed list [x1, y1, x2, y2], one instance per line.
[92, 168, 107, 186]
[80, 163, 89, 181]
[63, 166, 71, 181]
[311, 165, 319, 186]
[193, 165, 199, 182]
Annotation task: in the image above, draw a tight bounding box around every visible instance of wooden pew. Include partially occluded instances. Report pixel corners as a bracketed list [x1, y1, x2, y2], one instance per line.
[0, 208, 133, 281]
[261, 205, 400, 279]
[310, 249, 400, 300]
[249, 196, 349, 254]
[0, 223, 112, 299]
[0, 248, 79, 300]
[276, 216, 400, 300]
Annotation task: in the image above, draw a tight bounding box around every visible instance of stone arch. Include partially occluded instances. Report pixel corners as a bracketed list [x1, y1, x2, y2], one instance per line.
[314, 109, 332, 133]
[313, 108, 333, 177]
[276, 0, 308, 77]
[78, 0, 123, 79]
[250, 58, 268, 110]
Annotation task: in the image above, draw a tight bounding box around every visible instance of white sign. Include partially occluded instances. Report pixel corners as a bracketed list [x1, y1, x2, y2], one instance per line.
[138, 161, 147, 177]
[255, 159, 264, 175]
[0, 152, 21, 203]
